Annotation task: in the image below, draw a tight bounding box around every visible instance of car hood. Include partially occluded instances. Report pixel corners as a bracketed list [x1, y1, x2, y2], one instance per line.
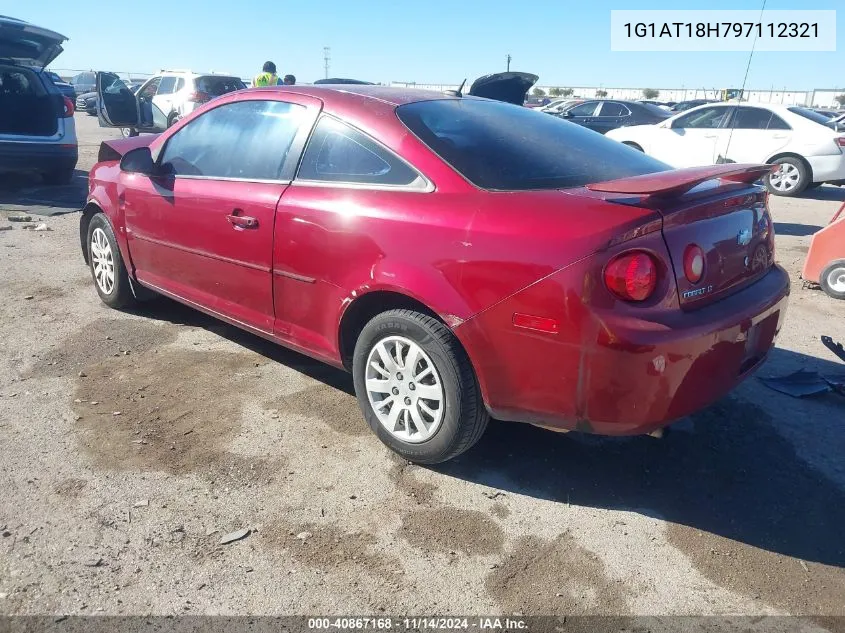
[468, 72, 538, 105]
[0, 17, 67, 69]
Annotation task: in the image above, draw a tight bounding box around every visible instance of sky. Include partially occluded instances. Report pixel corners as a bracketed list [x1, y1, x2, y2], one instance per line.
[7, 0, 844, 90]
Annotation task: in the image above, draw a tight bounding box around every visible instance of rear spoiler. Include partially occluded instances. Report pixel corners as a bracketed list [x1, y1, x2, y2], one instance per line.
[586, 164, 776, 198]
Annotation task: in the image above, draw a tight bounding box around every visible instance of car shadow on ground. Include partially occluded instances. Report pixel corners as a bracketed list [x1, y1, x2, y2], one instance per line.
[801, 185, 845, 202]
[0, 170, 88, 215]
[136, 297, 355, 395]
[436, 346, 845, 569]
[135, 298, 845, 569]
[773, 222, 824, 237]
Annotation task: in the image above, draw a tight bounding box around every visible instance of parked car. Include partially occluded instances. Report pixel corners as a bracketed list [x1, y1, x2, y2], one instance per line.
[83, 79, 789, 463]
[802, 202, 845, 300]
[821, 112, 845, 133]
[539, 98, 583, 114]
[42, 70, 75, 99]
[671, 99, 716, 112]
[554, 99, 670, 134]
[76, 82, 142, 115]
[812, 109, 839, 119]
[108, 70, 246, 137]
[606, 103, 845, 196]
[70, 71, 96, 95]
[0, 16, 77, 184]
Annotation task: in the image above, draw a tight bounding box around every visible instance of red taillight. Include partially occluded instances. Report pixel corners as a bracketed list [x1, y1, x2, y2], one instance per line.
[187, 91, 211, 103]
[604, 251, 658, 302]
[683, 244, 705, 284]
[835, 137, 845, 147]
[62, 96, 74, 117]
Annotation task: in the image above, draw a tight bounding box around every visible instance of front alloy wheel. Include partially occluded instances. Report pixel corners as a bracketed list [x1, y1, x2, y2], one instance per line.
[86, 213, 135, 309]
[90, 227, 115, 295]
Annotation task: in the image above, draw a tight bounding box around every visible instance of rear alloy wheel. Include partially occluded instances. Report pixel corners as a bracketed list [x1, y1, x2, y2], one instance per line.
[87, 214, 135, 309]
[820, 260, 845, 300]
[120, 127, 138, 138]
[765, 157, 809, 197]
[167, 113, 182, 128]
[352, 309, 488, 464]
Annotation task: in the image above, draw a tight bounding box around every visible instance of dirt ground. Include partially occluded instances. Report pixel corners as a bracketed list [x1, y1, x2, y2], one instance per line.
[1, 114, 844, 620]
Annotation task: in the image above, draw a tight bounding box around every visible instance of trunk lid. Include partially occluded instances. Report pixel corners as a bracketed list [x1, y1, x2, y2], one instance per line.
[0, 16, 66, 69]
[468, 72, 538, 105]
[587, 164, 777, 310]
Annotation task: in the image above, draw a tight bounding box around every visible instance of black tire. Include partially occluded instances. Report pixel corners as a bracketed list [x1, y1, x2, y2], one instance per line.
[43, 167, 75, 185]
[764, 157, 809, 197]
[167, 112, 181, 128]
[121, 127, 139, 138]
[352, 309, 489, 464]
[819, 260, 845, 300]
[86, 213, 135, 309]
[623, 142, 643, 152]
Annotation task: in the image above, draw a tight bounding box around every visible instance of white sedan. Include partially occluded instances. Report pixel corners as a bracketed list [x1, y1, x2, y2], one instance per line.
[606, 103, 845, 196]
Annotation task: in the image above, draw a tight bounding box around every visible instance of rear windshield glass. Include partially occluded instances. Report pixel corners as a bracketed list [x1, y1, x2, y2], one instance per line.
[638, 102, 671, 117]
[196, 76, 246, 96]
[396, 98, 670, 190]
[788, 107, 833, 126]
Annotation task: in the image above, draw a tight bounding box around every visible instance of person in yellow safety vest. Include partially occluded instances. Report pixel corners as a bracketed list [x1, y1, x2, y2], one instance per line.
[254, 61, 282, 87]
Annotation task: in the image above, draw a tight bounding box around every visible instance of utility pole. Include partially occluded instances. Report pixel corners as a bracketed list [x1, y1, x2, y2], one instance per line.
[506, 54, 511, 72]
[323, 47, 331, 80]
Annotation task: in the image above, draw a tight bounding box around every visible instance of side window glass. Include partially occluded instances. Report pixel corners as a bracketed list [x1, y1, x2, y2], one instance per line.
[599, 102, 629, 117]
[159, 100, 307, 180]
[730, 107, 773, 130]
[175, 78, 185, 92]
[157, 77, 177, 95]
[767, 114, 791, 130]
[674, 107, 728, 129]
[297, 117, 423, 187]
[566, 102, 598, 117]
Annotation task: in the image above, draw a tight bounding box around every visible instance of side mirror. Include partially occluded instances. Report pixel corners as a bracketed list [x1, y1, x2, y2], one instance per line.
[561, 110, 573, 118]
[120, 146, 156, 175]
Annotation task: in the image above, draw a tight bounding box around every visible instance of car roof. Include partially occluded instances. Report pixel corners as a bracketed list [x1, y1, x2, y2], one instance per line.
[250, 84, 458, 108]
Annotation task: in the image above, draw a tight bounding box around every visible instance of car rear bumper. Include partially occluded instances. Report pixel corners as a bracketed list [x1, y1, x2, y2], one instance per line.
[456, 264, 790, 435]
[0, 141, 78, 174]
[806, 152, 845, 182]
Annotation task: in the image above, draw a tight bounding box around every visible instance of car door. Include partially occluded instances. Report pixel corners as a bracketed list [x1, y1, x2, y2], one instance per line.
[120, 95, 320, 334]
[97, 72, 168, 132]
[714, 106, 792, 163]
[591, 101, 631, 134]
[271, 115, 433, 358]
[646, 106, 731, 168]
[560, 101, 600, 130]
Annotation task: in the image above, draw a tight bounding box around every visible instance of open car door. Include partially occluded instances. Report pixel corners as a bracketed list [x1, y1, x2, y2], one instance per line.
[96, 72, 167, 134]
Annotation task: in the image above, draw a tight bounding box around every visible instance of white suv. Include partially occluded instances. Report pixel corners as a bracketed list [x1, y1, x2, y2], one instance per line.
[122, 70, 246, 136]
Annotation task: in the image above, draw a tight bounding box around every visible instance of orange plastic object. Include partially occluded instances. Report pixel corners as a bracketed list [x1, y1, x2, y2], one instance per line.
[802, 201, 845, 284]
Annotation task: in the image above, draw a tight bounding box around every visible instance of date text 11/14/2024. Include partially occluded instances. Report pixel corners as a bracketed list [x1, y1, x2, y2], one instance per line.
[307, 618, 528, 630]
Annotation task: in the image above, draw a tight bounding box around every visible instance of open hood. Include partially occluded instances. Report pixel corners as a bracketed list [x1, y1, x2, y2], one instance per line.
[0, 16, 66, 69]
[468, 72, 538, 105]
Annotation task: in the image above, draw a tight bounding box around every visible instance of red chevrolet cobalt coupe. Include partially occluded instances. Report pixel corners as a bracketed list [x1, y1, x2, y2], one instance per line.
[82, 74, 789, 463]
